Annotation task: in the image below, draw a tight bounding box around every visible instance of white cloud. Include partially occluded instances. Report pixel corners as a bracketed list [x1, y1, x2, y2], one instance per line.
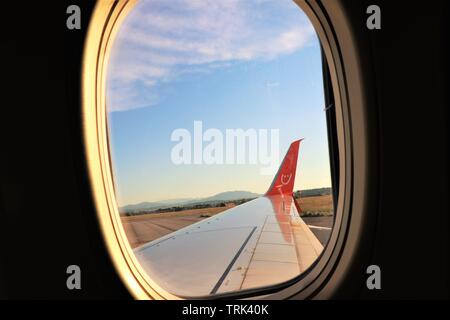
[107, 0, 316, 112]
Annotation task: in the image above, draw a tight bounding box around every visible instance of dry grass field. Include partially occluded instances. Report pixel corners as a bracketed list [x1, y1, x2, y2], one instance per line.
[121, 195, 333, 248]
[296, 194, 333, 215]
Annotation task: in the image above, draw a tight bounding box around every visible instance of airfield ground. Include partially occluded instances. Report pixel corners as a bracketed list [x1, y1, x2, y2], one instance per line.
[121, 195, 333, 248]
[121, 206, 230, 248]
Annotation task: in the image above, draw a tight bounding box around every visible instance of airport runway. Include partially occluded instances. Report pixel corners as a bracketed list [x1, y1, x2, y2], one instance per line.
[121, 208, 228, 248]
[302, 216, 333, 246]
[123, 211, 333, 248]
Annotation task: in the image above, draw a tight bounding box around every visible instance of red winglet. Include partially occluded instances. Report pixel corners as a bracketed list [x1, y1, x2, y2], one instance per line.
[265, 139, 302, 196]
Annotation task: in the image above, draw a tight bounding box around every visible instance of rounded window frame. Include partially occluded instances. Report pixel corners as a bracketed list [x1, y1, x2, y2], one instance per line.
[82, 0, 362, 300]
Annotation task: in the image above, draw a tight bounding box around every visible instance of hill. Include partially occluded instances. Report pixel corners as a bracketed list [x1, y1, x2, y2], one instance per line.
[120, 191, 259, 214]
[120, 188, 331, 215]
[202, 191, 260, 202]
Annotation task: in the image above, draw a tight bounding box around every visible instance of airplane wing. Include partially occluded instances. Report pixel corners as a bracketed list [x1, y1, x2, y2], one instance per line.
[134, 140, 323, 297]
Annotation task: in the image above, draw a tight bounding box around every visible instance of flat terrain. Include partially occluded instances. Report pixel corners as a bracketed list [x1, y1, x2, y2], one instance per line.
[122, 195, 334, 248]
[298, 194, 333, 245]
[302, 216, 333, 246]
[122, 206, 230, 248]
[297, 194, 333, 214]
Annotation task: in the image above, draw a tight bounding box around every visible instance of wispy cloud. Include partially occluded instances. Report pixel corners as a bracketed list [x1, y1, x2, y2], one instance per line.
[107, 0, 316, 112]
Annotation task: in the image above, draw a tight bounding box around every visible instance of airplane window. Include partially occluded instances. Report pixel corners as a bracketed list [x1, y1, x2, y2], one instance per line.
[106, 0, 335, 298]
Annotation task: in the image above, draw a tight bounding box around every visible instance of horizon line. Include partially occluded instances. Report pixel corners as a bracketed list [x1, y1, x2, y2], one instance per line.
[120, 186, 332, 207]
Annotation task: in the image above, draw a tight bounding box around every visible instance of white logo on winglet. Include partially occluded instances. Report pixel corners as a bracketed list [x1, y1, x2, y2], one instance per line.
[281, 174, 292, 185]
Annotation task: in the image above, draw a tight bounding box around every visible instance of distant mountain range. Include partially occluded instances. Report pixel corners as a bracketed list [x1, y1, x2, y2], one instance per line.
[120, 191, 260, 214]
[120, 188, 331, 214]
[202, 191, 260, 202]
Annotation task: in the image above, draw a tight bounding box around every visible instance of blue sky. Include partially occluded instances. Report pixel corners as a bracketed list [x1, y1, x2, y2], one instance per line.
[107, 0, 332, 206]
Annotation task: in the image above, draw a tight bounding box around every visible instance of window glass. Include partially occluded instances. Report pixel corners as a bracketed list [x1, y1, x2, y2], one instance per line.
[106, 0, 334, 297]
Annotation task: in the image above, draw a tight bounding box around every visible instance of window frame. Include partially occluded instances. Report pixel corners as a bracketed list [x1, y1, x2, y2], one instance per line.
[82, 0, 365, 300]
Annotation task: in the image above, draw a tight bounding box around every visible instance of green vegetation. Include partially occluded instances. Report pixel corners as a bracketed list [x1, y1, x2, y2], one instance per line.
[120, 188, 333, 217]
[294, 187, 331, 198]
[300, 211, 334, 217]
[122, 198, 256, 217]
